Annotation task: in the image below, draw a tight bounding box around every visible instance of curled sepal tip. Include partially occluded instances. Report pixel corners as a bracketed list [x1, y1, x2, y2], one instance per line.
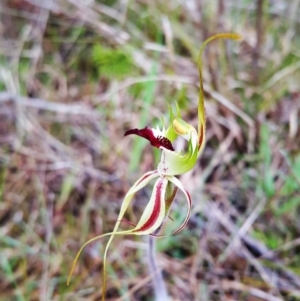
[197, 33, 242, 152]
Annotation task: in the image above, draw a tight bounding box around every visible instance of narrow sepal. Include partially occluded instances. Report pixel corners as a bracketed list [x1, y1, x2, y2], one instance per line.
[164, 181, 178, 215]
[166, 176, 191, 234]
[133, 177, 168, 233]
[197, 33, 241, 150]
[67, 170, 159, 301]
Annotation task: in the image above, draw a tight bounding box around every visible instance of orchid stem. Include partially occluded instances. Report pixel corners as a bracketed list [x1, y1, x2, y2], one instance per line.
[147, 235, 170, 301]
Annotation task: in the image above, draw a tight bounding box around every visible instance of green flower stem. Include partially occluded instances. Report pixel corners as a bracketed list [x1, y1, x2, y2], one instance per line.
[147, 234, 170, 301]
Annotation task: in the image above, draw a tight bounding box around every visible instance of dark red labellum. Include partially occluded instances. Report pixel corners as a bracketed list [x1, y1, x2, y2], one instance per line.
[125, 127, 174, 151]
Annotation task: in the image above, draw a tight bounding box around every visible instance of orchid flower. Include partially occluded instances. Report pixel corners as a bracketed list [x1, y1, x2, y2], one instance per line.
[67, 33, 241, 300]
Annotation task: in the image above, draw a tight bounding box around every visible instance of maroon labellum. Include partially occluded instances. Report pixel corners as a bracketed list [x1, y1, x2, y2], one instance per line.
[125, 127, 174, 151]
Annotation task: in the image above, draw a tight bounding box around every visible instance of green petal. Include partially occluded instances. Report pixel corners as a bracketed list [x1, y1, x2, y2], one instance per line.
[164, 124, 178, 142]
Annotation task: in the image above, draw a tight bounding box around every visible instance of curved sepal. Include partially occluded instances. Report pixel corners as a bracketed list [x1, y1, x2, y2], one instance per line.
[164, 181, 178, 214]
[67, 170, 159, 301]
[155, 176, 191, 237]
[167, 176, 192, 234]
[133, 177, 168, 233]
[197, 33, 241, 150]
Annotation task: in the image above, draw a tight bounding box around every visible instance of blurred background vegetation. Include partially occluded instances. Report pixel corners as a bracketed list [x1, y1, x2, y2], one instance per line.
[0, 0, 300, 300]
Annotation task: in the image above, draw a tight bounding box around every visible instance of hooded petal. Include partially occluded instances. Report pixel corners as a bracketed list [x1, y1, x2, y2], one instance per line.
[158, 130, 199, 176]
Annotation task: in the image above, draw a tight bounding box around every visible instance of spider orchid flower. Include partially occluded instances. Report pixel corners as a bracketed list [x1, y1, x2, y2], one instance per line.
[67, 33, 241, 300]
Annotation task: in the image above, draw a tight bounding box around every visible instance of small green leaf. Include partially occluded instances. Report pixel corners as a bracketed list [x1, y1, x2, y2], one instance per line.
[92, 44, 135, 79]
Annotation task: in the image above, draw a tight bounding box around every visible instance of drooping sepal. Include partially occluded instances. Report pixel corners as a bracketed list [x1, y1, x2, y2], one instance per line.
[164, 181, 178, 213]
[132, 177, 168, 233]
[67, 170, 160, 301]
[167, 176, 192, 234]
[154, 176, 191, 237]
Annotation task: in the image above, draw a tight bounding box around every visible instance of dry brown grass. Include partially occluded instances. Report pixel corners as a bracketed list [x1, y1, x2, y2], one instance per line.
[1, 0, 300, 300]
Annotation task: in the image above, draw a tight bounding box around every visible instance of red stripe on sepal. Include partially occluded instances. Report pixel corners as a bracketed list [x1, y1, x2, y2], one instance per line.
[136, 170, 158, 186]
[134, 179, 163, 232]
[198, 126, 204, 150]
[132, 177, 168, 234]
